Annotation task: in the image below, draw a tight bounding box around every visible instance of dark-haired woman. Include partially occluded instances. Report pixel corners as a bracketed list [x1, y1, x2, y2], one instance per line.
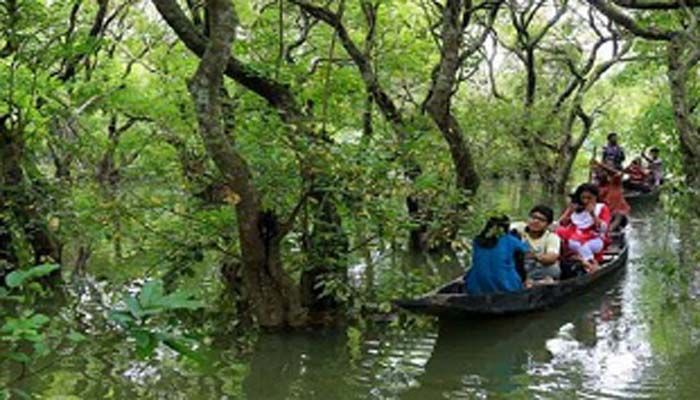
[465, 216, 530, 295]
[593, 159, 630, 233]
[556, 183, 611, 273]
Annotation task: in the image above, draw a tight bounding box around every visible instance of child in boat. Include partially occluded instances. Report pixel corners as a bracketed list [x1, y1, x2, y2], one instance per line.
[556, 183, 611, 273]
[465, 215, 530, 295]
[510, 205, 561, 286]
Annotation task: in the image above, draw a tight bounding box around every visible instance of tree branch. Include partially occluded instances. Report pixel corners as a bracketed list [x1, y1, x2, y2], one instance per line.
[585, 0, 674, 40]
[612, 0, 700, 9]
[289, 0, 406, 131]
[153, 0, 304, 124]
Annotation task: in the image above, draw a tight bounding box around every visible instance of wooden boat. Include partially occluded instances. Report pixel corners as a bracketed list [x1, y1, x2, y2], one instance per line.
[395, 239, 628, 318]
[624, 186, 661, 204]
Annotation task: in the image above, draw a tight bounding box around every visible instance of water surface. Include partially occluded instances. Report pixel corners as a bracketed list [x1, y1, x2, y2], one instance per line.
[5, 185, 700, 399]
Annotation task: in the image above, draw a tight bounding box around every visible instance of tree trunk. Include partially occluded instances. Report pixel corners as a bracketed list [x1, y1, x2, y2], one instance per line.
[0, 198, 17, 285]
[424, 0, 486, 196]
[0, 115, 61, 268]
[187, 0, 305, 328]
[553, 149, 576, 196]
[0, 116, 19, 273]
[668, 36, 700, 190]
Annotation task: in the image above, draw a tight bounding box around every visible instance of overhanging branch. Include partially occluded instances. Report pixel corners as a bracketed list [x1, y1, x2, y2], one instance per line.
[585, 0, 674, 40]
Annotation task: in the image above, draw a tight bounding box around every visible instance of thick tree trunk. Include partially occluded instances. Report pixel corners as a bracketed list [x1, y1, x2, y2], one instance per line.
[0, 198, 17, 284]
[0, 116, 61, 268]
[156, 0, 348, 323]
[420, 0, 499, 250]
[187, 0, 305, 328]
[0, 116, 20, 272]
[424, 0, 484, 195]
[668, 36, 700, 190]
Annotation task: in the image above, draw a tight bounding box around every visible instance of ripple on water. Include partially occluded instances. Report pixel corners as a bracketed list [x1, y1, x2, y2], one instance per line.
[353, 329, 437, 398]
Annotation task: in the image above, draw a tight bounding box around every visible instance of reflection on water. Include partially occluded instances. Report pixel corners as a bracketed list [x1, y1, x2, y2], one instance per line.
[6, 183, 700, 399]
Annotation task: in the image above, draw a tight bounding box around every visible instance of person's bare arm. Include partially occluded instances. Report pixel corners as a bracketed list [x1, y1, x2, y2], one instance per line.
[535, 252, 559, 266]
[591, 160, 622, 176]
[559, 205, 574, 225]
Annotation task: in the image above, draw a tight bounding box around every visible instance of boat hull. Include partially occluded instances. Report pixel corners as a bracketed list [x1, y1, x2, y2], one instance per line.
[395, 243, 628, 318]
[624, 188, 660, 205]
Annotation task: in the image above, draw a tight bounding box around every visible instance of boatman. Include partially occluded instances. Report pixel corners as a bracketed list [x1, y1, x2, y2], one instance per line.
[602, 132, 626, 171]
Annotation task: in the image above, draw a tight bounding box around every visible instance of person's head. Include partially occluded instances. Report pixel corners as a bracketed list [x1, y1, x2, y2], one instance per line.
[607, 132, 618, 145]
[596, 166, 610, 184]
[571, 183, 599, 209]
[475, 215, 510, 248]
[650, 147, 660, 158]
[527, 205, 554, 234]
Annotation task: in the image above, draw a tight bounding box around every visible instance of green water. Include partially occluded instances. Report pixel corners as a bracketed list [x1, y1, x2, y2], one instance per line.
[4, 185, 700, 399]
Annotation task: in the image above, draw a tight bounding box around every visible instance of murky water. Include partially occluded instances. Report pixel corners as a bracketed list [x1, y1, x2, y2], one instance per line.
[4, 184, 700, 399]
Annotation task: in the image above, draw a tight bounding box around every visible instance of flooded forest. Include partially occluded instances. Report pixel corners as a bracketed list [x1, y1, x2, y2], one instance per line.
[2, 0, 700, 398]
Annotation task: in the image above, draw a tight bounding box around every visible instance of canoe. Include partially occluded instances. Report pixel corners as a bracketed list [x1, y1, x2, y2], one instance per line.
[395, 238, 628, 318]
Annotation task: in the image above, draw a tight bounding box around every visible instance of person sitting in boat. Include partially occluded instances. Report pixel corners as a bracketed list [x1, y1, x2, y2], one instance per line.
[622, 157, 651, 193]
[602, 132, 626, 171]
[642, 147, 663, 187]
[592, 159, 630, 233]
[465, 215, 530, 295]
[556, 183, 611, 274]
[510, 205, 561, 286]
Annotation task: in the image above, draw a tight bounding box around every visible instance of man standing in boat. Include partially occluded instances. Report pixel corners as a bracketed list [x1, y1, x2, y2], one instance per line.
[511, 205, 561, 286]
[602, 132, 626, 171]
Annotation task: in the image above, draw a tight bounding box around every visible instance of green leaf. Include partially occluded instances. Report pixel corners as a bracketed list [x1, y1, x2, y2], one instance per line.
[5, 264, 61, 288]
[108, 310, 135, 327]
[138, 280, 164, 309]
[67, 331, 87, 342]
[33, 340, 49, 356]
[156, 291, 204, 311]
[6, 352, 31, 364]
[161, 335, 206, 364]
[29, 314, 50, 326]
[125, 295, 143, 319]
[0, 287, 23, 302]
[132, 329, 158, 359]
[9, 388, 31, 400]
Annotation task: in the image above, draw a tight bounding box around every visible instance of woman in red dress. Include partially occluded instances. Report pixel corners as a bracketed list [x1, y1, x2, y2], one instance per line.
[592, 160, 630, 233]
